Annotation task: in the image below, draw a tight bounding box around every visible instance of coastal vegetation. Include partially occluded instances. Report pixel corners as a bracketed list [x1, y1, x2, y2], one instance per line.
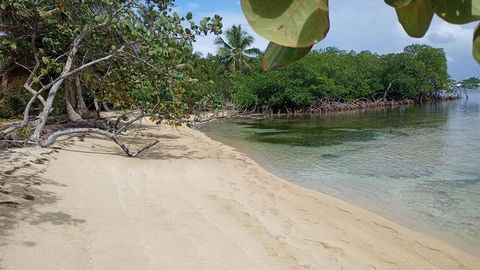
[1, 1, 480, 268]
[0, 0, 479, 151]
[228, 44, 456, 113]
[0, 0, 222, 151]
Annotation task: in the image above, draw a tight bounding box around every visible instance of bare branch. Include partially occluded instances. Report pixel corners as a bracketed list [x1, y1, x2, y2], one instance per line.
[40, 128, 159, 157]
[55, 52, 69, 61]
[38, 43, 130, 93]
[114, 112, 155, 135]
[130, 140, 160, 157]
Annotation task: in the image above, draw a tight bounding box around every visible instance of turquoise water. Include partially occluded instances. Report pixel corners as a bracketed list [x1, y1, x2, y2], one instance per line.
[202, 93, 480, 255]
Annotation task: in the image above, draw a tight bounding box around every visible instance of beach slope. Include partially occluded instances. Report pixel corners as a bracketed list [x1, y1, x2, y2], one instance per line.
[1, 125, 479, 269]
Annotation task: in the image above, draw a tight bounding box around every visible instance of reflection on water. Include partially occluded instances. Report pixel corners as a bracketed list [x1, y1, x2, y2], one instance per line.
[202, 94, 480, 255]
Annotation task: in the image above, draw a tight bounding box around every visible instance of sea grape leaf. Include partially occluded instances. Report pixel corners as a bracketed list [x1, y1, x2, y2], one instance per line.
[474, 23, 480, 63]
[385, 0, 414, 8]
[241, 0, 330, 48]
[432, 0, 480, 24]
[396, 0, 434, 38]
[262, 42, 312, 71]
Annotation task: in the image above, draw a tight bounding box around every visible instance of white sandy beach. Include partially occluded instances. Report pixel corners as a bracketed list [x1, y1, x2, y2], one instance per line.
[1, 124, 479, 270]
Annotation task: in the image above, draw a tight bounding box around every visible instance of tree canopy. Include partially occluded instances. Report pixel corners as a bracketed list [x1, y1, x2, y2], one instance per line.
[0, 0, 221, 147]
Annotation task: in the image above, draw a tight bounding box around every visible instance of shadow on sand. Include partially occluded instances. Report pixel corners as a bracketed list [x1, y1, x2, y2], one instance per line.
[0, 149, 86, 256]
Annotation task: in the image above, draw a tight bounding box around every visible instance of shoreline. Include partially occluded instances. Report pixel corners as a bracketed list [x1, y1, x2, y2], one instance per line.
[189, 97, 462, 126]
[234, 95, 461, 116]
[200, 126, 480, 256]
[199, 126, 480, 258]
[1, 124, 479, 269]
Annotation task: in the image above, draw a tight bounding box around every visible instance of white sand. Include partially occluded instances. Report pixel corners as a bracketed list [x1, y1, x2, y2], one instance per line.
[1, 125, 479, 269]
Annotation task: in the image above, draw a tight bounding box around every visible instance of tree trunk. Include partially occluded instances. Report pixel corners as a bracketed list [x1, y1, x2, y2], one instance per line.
[65, 90, 82, 122]
[65, 76, 83, 122]
[102, 101, 111, 111]
[75, 73, 89, 117]
[65, 70, 91, 121]
[94, 98, 101, 119]
[30, 52, 75, 142]
[29, 31, 124, 142]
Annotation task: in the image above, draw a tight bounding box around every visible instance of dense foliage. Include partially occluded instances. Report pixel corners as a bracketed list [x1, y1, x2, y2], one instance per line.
[227, 45, 453, 112]
[0, 0, 221, 142]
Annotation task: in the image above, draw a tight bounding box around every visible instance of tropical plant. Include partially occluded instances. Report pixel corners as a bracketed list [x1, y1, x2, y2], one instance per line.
[214, 24, 261, 73]
[240, 0, 480, 70]
[0, 0, 222, 154]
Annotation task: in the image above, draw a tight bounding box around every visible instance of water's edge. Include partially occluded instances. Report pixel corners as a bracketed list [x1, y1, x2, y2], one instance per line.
[200, 95, 480, 256]
[200, 129, 479, 257]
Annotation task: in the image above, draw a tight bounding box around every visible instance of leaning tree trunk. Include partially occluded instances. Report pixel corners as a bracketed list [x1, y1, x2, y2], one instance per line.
[28, 29, 126, 142]
[30, 50, 76, 142]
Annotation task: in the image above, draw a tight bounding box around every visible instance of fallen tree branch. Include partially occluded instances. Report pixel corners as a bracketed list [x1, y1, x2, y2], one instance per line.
[40, 128, 159, 157]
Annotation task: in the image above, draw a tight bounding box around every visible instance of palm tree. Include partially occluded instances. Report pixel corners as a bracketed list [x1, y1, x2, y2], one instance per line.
[214, 24, 261, 73]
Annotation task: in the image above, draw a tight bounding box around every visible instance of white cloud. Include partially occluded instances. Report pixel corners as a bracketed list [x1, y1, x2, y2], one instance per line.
[186, 0, 478, 79]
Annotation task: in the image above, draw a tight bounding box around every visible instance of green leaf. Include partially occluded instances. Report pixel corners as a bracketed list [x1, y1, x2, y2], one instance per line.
[432, 0, 480, 24]
[385, 0, 413, 8]
[262, 42, 312, 71]
[42, 56, 49, 64]
[186, 12, 193, 20]
[474, 23, 480, 64]
[395, 0, 434, 38]
[241, 0, 330, 47]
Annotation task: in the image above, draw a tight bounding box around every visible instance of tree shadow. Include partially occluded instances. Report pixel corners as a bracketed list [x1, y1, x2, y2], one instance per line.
[0, 149, 84, 250]
[30, 211, 86, 226]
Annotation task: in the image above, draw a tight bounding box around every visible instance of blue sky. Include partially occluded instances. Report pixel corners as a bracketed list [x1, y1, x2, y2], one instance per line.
[175, 0, 479, 80]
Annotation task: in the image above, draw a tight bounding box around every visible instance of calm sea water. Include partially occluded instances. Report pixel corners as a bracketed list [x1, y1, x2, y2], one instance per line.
[202, 93, 480, 255]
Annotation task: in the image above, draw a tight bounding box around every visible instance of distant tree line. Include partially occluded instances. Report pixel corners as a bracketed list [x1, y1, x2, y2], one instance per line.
[191, 41, 469, 113]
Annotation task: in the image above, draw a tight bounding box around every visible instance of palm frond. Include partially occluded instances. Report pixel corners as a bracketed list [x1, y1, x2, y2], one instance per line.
[214, 36, 232, 50]
[214, 24, 260, 73]
[244, 47, 262, 56]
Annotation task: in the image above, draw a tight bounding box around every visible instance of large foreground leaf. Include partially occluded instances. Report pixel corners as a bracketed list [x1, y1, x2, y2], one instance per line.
[396, 0, 434, 38]
[262, 42, 312, 71]
[241, 0, 330, 48]
[385, 0, 413, 8]
[474, 23, 480, 63]
[432, 0, 480, 24]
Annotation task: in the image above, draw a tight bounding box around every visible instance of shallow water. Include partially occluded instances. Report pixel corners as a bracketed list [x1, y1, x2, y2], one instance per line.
[202, 93, 480, 255]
